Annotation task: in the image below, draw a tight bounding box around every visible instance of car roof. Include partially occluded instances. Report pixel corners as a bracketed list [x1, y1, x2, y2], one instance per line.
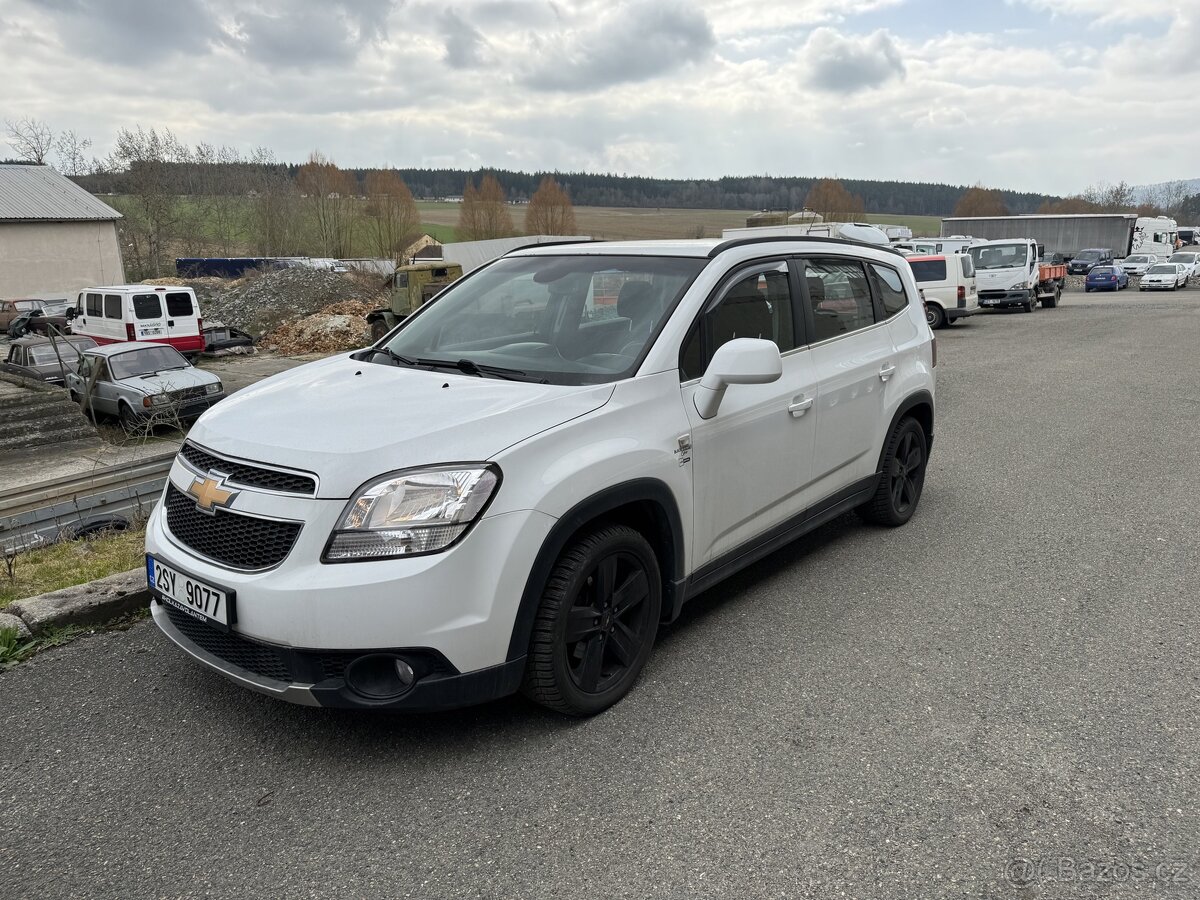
[84, 341, 185, 357]
[906, 255, 947, 261]
[84, 284, 194, 292]
[505, 236, 905, 260]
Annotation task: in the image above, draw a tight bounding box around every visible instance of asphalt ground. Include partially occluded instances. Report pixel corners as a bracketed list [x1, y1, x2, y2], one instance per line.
[3, 289, 1200, 899]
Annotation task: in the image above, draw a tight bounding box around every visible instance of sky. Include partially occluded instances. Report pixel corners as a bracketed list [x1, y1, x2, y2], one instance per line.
[1, 0, 1197, 196]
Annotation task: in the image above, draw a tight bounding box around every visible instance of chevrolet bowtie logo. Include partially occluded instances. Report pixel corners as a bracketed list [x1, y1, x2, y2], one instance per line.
[186, 473, 239, 515]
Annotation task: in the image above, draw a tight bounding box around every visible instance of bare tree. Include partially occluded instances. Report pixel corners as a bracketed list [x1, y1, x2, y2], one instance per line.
[803, 178, 865, 222]
[456, 174, 513, 241]
[297, 151, 357, 257]
[456, 179, 484, 241]
[108, 125, 191, 277]
[4, 117, 54, 164]
[249, 148, 302, 256]
[364, 171, 420, 259]
[524, 176, 577, 234]
[952, 185, 1009, 217]
[54, 129, 93, 176]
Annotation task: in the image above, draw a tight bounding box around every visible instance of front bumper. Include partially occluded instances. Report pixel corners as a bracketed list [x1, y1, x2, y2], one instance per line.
[979, 290, 1031, 307]
[151, 601, 525, 710]
[1140, 281, 1176, 290]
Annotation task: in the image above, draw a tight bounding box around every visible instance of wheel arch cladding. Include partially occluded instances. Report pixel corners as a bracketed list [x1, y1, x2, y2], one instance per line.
[506, 479, 685, 662]
[878, 391, 934, 472]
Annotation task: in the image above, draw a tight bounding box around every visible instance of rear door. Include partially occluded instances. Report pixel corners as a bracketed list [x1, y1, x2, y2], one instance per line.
[801, 256, 897, 501]
[163, 290, 200, 348]
[130, 292, 169, 343]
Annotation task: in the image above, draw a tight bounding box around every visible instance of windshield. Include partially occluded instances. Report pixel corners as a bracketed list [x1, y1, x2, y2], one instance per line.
[108, 345, 190, 379]
[1077, 250, 1101, 260]
[381, 254, 705, 385]
[14, 300, 45, 312]
[1169, 254, 1195, 263]
[1148, 265, 1176, 274]
[969, 243, 1029, 270]
[29, 344, 84, 365]
[1127, 256, 1151, 264]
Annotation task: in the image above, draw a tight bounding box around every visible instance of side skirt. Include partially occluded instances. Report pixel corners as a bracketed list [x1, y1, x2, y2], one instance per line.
[680, 474, 880, 605]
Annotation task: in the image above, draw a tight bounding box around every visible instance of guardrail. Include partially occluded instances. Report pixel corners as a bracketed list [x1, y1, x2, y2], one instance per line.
[0, 452, 176, 552]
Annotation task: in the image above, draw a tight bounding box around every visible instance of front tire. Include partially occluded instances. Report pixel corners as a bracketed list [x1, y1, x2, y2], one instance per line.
[118, 403, 142, 434]
[522, 525, 662, 716]
[858, 417, 928, 527]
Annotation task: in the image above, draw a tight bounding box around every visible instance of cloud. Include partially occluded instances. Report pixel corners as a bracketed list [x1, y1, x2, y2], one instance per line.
[799, 27, 905, 93]
[228, 0, 395, 68]
[25, 0, 222, 60]
[438, 7, 489, 69]
[521, 0, 716, 91]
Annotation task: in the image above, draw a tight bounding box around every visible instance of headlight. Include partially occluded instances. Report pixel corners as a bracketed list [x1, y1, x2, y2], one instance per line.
[149, 393, 171, 407]
[323, 464, 500, 562]
[1014, 281, 1030, 290]
[204, 383, 220, 395]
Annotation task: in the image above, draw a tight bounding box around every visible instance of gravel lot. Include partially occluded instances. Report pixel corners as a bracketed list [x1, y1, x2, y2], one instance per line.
[3, 290, 1200, 899]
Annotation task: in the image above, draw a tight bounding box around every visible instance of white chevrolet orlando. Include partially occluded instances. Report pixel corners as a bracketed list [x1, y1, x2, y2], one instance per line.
[147, 237, 936, 716]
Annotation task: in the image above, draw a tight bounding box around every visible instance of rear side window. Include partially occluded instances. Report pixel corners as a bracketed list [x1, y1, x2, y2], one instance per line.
[165, 292, 194, 317]
[959, 255, 975, 278]
[86, 292, 102, 316]
[132, 294, 162, 319]
[804, 258, 875, 341]
[871, 264, 910, 317]
[104, 295, 121, 318]
[909, 259, 947, 282]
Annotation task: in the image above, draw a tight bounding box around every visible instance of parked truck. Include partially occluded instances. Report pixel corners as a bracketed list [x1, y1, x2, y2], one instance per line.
[366, 262, 463, 340]
[968, 239, 1067, 312]
[941, 214, 1137, 260]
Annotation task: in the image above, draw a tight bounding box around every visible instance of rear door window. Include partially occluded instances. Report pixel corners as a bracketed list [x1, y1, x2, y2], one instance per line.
[803, 258, 876, 341]
[909, 259, 947, 282]
[165, 292, 194, 317]
[132, 294, 163, 319]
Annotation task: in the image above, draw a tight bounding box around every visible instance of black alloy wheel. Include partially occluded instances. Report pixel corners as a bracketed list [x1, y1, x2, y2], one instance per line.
[523, 525, 662, 716]
[858, 416, 928, 527]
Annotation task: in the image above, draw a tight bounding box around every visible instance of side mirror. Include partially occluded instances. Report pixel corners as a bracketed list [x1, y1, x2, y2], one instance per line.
[65, 307, 77, 320]
[693, 338, 782, 420]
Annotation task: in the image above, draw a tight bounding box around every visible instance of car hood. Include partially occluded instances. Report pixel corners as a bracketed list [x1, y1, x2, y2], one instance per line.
[122, 369, 219, 393]
[187, 355, 617, 498]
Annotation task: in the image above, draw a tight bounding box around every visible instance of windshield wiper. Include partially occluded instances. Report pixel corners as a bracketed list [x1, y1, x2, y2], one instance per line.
[374, 347, 418, 367]
[415, 357, 548, 383]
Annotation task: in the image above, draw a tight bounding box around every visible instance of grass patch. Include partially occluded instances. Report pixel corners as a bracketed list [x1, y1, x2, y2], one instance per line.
[0, 612, 149, 671]
[1, 527, 147, 609]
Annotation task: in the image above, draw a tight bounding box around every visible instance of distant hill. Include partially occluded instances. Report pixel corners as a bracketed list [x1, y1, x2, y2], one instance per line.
[78, 163, 1058, 218]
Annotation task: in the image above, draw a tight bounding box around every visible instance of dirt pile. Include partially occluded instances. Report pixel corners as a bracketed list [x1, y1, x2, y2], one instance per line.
[259, 300, 375, 355]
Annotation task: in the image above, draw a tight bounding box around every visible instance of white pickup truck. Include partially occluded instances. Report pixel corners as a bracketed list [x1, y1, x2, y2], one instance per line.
[968, 239, 1067, 312]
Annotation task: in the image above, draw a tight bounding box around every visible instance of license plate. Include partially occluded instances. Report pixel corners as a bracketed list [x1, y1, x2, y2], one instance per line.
[147, 555, 235, 630]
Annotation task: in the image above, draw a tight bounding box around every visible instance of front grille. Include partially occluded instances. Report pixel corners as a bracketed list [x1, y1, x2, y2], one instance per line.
[167, 386, 206, 402]
[178, 442, 317, 495]
[164, 604, 294, 681]
[165, 484, 302, 570]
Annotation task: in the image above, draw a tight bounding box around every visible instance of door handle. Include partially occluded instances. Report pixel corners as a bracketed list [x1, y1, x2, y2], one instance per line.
[167, 320, 175, 327]
[788, 397, 814, 417]
[879, 363, 897, 383]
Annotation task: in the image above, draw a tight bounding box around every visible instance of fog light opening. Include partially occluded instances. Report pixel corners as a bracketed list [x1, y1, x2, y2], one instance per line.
[345, 654, 418, 700]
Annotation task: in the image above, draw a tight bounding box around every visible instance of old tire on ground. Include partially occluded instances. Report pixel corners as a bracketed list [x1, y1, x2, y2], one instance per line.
[857, 417, 928, 528]
[925, 303, 946, 329]
[370, 319, 388, 342]
[522, 524, 662, 717]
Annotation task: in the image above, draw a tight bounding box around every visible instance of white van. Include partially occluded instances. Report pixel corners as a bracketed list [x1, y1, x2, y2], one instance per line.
[907, 253, 979, 329]
[69, 285, 205, 356]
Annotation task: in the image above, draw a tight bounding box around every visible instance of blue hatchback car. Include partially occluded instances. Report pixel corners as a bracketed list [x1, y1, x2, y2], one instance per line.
[1085, 265, 1128, 292]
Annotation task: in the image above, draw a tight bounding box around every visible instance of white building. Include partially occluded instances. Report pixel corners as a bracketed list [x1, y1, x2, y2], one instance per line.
[0, 165, 124, 299]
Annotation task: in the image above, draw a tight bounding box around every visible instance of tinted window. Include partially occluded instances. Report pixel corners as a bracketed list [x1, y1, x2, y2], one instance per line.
[959, 255, 975, 278]
[132, 294, 162, 319]
[1091, 267, 1114, 275]
[679, 262, 795, 382]
[872, 263, 910, 317]
[804, 258, 875, 341]
[104, 295, 121, 318]
[86, 293, 102, 316]
[908, 259, 947, 282]
[165, 292, 194, 317]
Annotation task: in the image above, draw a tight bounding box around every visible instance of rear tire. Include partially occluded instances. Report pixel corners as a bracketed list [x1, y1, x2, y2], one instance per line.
[858, 417, 928, 527]
[522, 525, 662, 716]
[925, 303, 946, 329]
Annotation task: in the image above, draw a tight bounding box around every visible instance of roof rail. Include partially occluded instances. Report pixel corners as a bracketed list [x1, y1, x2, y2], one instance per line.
[707, 235, 905, 258]
[501, 238, 602, 256]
